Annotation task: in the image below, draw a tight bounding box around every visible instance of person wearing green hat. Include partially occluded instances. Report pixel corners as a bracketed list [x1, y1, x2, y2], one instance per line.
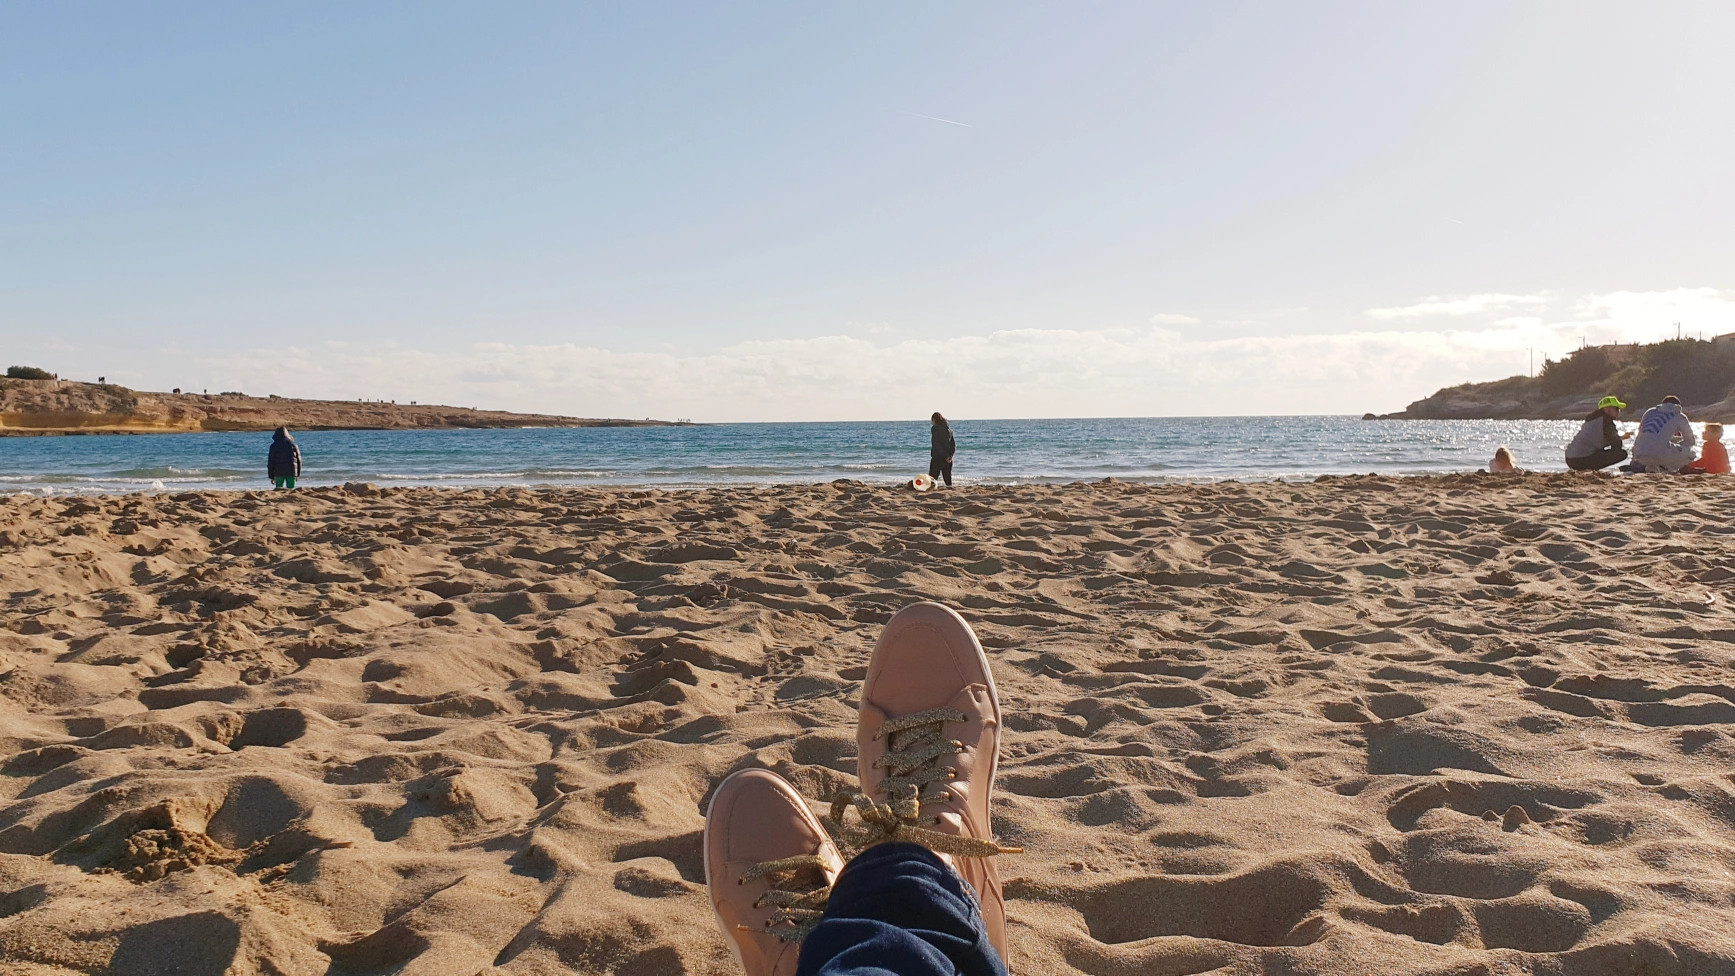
[1564, 395, 1631, 471]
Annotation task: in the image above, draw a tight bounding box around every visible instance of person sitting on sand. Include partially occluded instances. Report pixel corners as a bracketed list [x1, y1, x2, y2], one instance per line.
[930, 413, 956, 489]
[268, 427, 302, 489]
[706, 602, 1016, 976]
[1564, 396, 1631, 472]
[1686, 423, 1730, 474]
[1488, 446, 1519, 474]
[1630, 395, 1696, 473]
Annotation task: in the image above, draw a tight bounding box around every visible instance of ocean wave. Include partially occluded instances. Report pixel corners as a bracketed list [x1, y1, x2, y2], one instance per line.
[373, 471, 527, 480]
[109, 466, 253, 479]
[639, 465, 803, 477]
[0, 469, 251, 485]
[373, 469, 624, 481]
[525, 469, 624, 478]
[0, 474, 97, 485]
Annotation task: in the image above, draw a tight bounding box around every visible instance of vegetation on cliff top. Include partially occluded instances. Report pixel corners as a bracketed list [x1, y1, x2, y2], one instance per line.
[1537, 339, 1735, 406]
[1382, 337, 1735, 420]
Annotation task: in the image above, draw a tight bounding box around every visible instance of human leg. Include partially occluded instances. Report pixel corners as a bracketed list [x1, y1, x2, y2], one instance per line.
[939, 460, 953, 487]
[273, 476, 288, 489]
[851, 602, 1013, 961]
[705, 603, 1018, 976]
[1567, 446, 1626, 472]
[796, 602, 1015, 973]
[796, 843, 1006, 976]
[928, 457, 943, 480]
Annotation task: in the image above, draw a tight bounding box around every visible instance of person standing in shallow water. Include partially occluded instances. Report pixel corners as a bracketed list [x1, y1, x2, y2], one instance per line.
[929, 413, 956, 488]
[268, 427, 301, 489]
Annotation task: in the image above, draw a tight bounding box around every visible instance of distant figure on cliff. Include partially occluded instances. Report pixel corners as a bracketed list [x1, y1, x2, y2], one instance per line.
[1630, 396, 1696, 473]
[269, 427, 302, 489]
[1564, 396, 1630, 472]
[930, 413, 956, 488]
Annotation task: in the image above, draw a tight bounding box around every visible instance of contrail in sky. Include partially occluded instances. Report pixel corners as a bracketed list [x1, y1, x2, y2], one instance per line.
[906, 112, 972, 127]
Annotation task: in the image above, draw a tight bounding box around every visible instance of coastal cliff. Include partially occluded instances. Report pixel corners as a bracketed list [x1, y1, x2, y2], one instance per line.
[0, 380, 678, 435]
[1372, 337, 1735, 421]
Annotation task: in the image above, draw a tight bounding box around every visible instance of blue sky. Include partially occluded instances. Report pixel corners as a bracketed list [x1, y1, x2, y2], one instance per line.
[4, 3, 1733, 420]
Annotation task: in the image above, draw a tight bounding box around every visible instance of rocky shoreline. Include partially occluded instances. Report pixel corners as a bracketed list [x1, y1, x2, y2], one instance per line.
[1369, 387, 1735, 422]
[0, 380, 683, 435]
[1370, 337, 1735, 422]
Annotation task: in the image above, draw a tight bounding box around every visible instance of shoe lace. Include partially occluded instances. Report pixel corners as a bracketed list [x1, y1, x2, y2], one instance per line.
[739, 854, 834, 943]
[827, 706, 1022, 859]
[740, 707, 1020, 945]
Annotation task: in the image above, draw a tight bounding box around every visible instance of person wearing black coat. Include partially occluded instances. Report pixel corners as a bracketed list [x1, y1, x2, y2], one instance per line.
[268, 427, 302, 489]
[929, 413, 956, 487]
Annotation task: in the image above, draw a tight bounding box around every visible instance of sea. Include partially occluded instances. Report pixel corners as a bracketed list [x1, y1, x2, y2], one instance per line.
[0, 416, 1629, 495]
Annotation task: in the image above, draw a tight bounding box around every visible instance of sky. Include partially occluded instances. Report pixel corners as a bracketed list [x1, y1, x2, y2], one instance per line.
[4, 2, 1734, 422]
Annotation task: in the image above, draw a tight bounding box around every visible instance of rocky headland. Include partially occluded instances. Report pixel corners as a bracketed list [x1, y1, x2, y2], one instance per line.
[0, 379, 680, 435]
[1371, 337, 1735, 422]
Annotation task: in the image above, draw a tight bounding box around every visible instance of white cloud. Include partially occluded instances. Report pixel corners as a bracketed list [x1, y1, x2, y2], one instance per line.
[1365, 293, 1549, 319]
[123, 287, 1735, 422]
[1573, 288, 1735, 340]
[1148, 313, 1200, 326]
[168, 325, 1535, 421]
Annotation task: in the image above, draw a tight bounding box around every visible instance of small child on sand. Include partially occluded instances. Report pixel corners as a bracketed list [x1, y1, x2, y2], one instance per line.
[1686, 423, 1730, 474]
[1489, 446, 1519, 474]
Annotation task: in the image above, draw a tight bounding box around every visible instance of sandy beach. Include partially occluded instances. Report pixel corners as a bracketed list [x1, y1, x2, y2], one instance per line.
[3, 476, 1734, 975]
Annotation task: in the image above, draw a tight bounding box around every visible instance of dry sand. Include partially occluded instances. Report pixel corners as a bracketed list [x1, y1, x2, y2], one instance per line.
[2, 476, 1734, 975]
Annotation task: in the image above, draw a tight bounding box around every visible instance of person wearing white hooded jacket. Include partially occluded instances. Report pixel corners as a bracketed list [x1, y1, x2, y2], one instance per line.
[1630, 396, 1696, 473]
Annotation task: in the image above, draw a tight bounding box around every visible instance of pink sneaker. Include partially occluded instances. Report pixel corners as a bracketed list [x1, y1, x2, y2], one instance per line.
[852, 602, 1015, 964]
[704, 768, 844, 976]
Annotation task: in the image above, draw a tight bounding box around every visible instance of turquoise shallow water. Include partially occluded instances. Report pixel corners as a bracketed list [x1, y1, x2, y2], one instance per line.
[0, 416, 1617, 495]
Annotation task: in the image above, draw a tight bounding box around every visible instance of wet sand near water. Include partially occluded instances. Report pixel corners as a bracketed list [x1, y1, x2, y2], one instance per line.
[2, 477, 1734, 974]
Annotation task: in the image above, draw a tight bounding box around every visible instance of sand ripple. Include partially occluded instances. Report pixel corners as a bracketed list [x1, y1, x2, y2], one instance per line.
[2, 475, 1734, 974]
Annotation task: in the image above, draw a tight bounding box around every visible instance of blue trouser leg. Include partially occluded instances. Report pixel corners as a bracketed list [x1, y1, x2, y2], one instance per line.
[796, 843, 1008, 976]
